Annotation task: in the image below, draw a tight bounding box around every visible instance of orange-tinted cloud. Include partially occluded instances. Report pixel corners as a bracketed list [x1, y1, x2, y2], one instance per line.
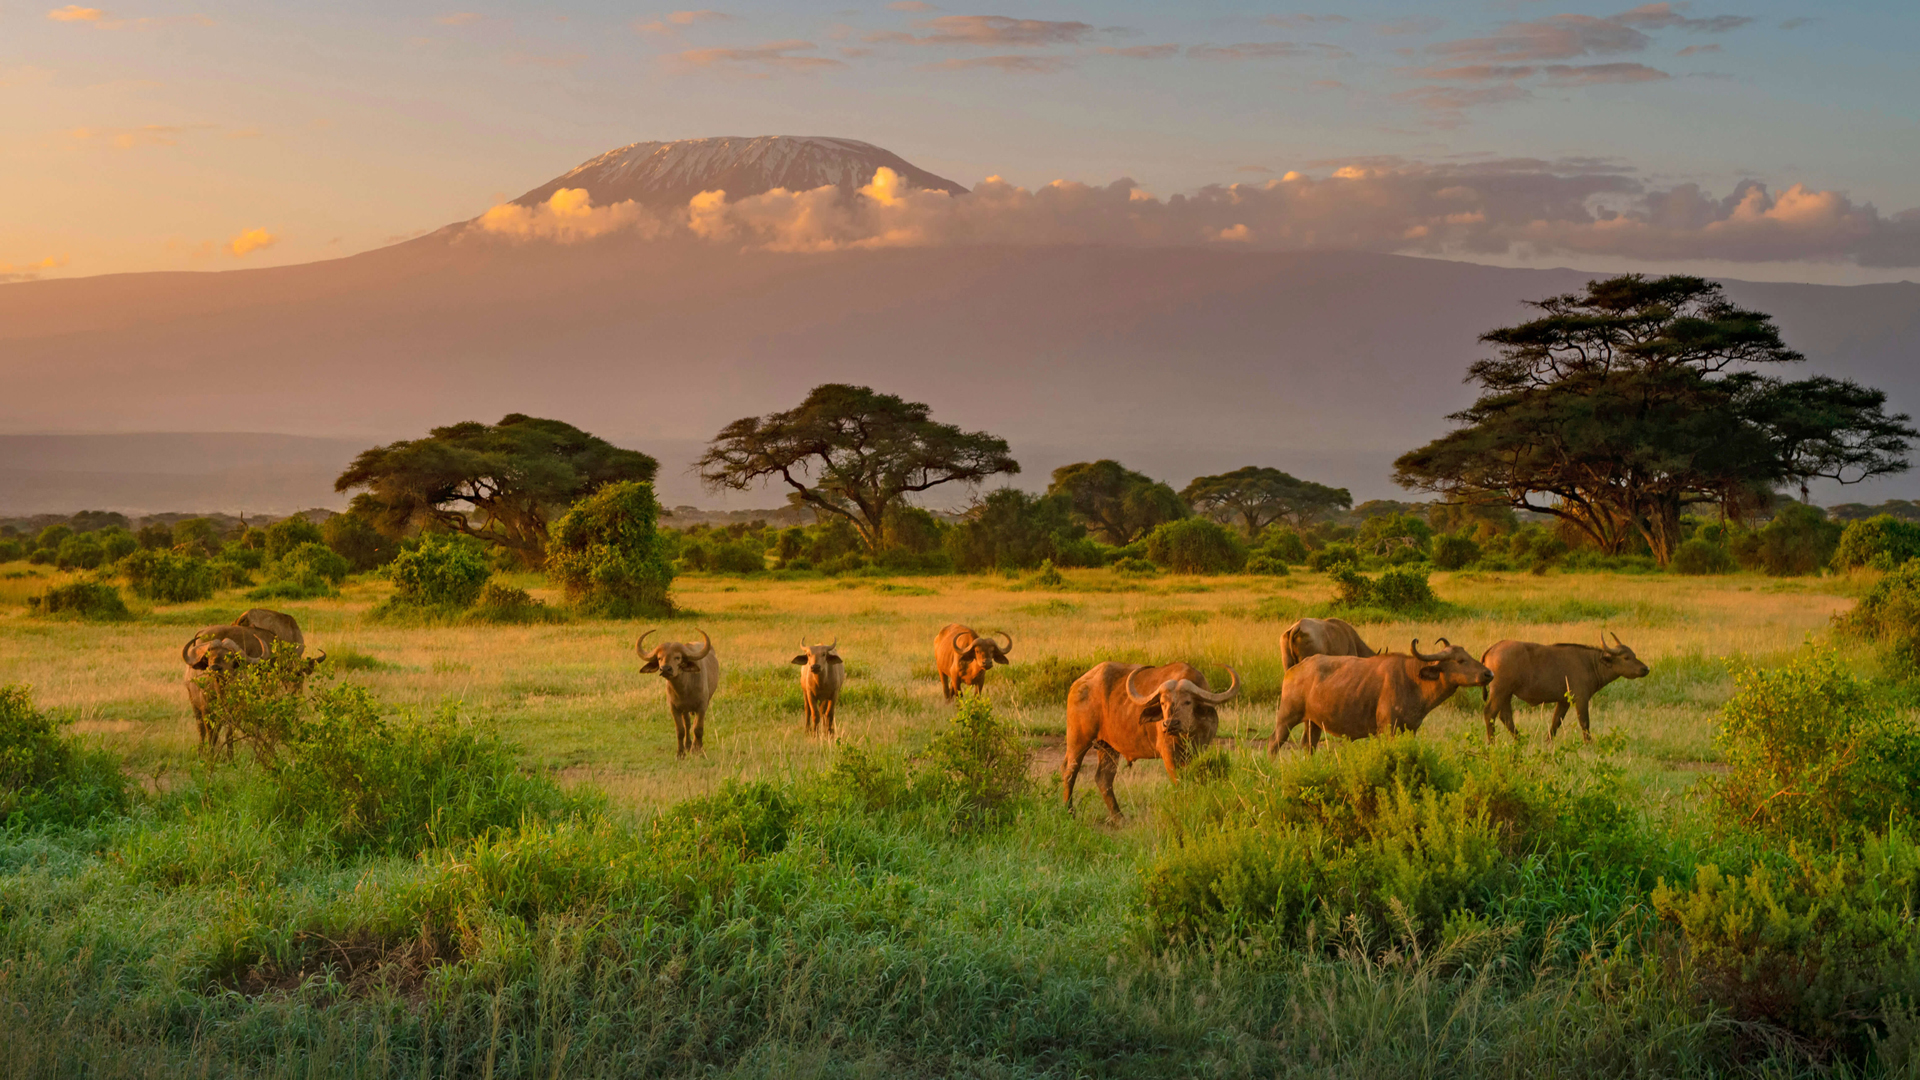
[0, 256, 69, 283]
[670, 40, 843, 73]
[1097, 44, 1178, 59]
[436, 12, 481, 25]
[871, 15, 1093, 47]
[47, 5, 104, 21]
[226, 228, 277, 257]
[923, 54, 1072, 73]
[69, 123, 215, 148]
[47, 5, 211, 28]
[474, 188, 667, 242]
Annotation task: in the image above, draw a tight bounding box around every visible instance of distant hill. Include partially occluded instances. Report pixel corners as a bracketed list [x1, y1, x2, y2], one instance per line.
[0, 434, 362, 517]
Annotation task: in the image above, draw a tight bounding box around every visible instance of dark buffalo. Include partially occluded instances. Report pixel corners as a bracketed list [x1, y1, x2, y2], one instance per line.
[1270, 640, 1492, 754]
[1481, 634, 1651, 742]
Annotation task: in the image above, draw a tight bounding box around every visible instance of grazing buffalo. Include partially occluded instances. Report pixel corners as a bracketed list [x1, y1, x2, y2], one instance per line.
[637, 629, 720, 757]
[1279, 617, 1376, 670]
[235, 608, 307, 654]
[1270, 640, 1492, 754]
[179, 613, 325, 751]
[790, 640, 846, 736]
[1481, 634, 1651, 742]
[934, 624, 1012, 701]
[1062, 661, 1240, 819]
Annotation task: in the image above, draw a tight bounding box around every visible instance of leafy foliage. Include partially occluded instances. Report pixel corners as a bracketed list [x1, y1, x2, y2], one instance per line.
[1833, 514, 1920, 571]
[0, 684, 130, 828]
[1048, 459, 1187, 544]
[197, 642, 314, 758]
[1181, 466, 1351, 536]
[1671, 537, 1736, 575]
[1144, 518, 1246, 574]
[384, 533, 492, 610]
[1837, 561, 1920, 677]
[248, 541, 350, 601]
[263, 515, 324, 561]
[469, 581, 562, 624]
[945, 488, 1098, 571]
[1328, 564, 1440, 612]
[321, 511, 397, 571]
[545, 481, 674, 616]
[1730, 502, 1842, 576]
[119, 548, 217, 601]
[1431, 533, 1481, 570]
[336, 413, 658, 566]
[913, 694, 1030, 830]
[27, 581, 130, 621]
[699, 384, 1017, 551]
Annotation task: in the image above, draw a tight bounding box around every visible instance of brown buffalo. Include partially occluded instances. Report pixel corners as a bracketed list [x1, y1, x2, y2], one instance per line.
[1279, 617, 1376, 670]
[1270, 639, 1492, 754]
[790, 640, 846, 736]
[637, 629, 720, 757]
[1062, 661, 1240, 819]
[934, 624, 1012, 701]
[235, 608, 307, 654]
[1481, 634, 1651, 742]
[182, 631, 256, 748]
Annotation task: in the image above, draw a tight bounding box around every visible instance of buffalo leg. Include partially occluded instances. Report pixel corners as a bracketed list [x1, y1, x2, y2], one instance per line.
[941, 674, 955, 701]
[1305, 722, 1323, 755]
[1575, 696, 1593, 742]
[1548, 701, 1570, 738]
[693, 710, 706, 753]
[821, 698, 835, 737]
[1061, 730, 1097, 807]
[1094, 747, 1123, 820]
[1484, 689, 1520, 740]
[804, 697, 816, 734]
[1269, 700, 1305, 757]
[673, 710, 689, 757]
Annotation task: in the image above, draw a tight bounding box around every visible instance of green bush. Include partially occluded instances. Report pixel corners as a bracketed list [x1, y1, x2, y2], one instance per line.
[1245, 553, 1291, 576]
[1507, 528, 1569, 574]
[27, 581, 130, 621]
[322, 511, 396, 571]
[119, 548, 217, 602]
[1257, 527, 1310, 565]
[545, 481, 675, 616]
[34, 524, 72, 551]
[1732, 502, 1842, 576]
[263, 515, 325, 561]
[1328, 561, 1374, 606]
[711, 541, 766, 574]
[52, 533, 107, 571]
[944, 488, 1095, 572]
[1671, 537, 1735, 575]
[1114, 556, 1156, 575]
[197, 642, 314, 757]
[1308, 541, 1360, 571]
[913, 694, 1030, 830]
[386, 532, 492, 609]
[248, 541, 350, 601]
[1833, 514, 1920, 572]
[1713, 647, 1920, 847]
[1839, 561, 1920, 676]
[0, 683, 132, 827]
[1430, 533, 1480, 571]
[171, 517, 224, 556]
[1145, 518, 1246, 574]
[134, 522, 172, 550]
[1375, 567, 1438, 610]
[469, 581, 563, 624]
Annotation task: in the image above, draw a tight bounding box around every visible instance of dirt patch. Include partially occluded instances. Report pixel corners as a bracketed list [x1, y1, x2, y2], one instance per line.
[221, 928, 455, 1002]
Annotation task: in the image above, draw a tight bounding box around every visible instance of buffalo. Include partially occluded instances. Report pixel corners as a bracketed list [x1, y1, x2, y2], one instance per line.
[1481, 634, 1651, 742]
[1062, 661, 1240, 819]
[1278, 617, 1376, 670]
[235, 608, 307, 654]
[934, 624, 1012, 701]
[1270, 639, 1492, 754]
[637, 629, 720, 757]
[180, 614, 324, 750]
[790, 640, 845, 736]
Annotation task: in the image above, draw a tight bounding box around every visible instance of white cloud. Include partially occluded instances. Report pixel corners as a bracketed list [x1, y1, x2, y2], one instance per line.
[474, 188, 668, 242]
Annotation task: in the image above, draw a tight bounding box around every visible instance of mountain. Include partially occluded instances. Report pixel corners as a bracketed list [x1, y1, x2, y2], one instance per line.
[2, 135, 1918, 515]
[511, 135, 968, 210]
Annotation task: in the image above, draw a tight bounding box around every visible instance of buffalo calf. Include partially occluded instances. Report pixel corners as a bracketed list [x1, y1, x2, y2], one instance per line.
[638, 629, 721, 756]
[791, 640, 845, 736]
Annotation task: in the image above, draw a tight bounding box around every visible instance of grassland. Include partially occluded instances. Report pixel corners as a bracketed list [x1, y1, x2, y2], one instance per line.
[0, 560, 1888, 1077]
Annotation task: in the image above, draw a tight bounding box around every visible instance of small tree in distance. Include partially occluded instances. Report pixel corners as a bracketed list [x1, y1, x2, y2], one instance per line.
[1181, 466, 1351, 537]
[699, 384, 1018, 552]
[1047, 460, 1187, 545]
[546, 481, 675, 616]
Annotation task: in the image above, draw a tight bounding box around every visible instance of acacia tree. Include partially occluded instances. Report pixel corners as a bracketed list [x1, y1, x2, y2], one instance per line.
[1394, 275, 1913, 565]
[698, 384, 1018, 551]
[1047, 460, 1187, 545]
[335, 414, 657, 566]
[1180, 466, 1351, 536]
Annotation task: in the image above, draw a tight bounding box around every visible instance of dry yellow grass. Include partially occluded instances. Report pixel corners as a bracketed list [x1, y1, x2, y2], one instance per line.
[0, 560, 1865, 812]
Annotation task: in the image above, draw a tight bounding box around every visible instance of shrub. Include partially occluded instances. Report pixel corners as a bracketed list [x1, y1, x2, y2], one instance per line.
[0, 684, 131, 828]
[1258, 527, 1310, 565]
[1714, 647, 1920, 847]
[914, 694, 1030, 830]
[34, 524, 72, 551]
[1328, 562, 1374, 606]
[1833, 514, 1920, 572]
[322, 511, 396, 571]
[1507, 528, 1568, 574]
[52, 533, 108, 571]
[1245, 553, 1291, 576]
[1430, 533, 1480, 571]
[469, 581, 563, 624]
[1839, 561, 1920, 676]
[546, 481, 675, 616]
[197, 642, 314, 757]
[1374, 566, 1438, 610]
[264, 515, 325, 561]
[1732, 502, 1842, 576]
[0, 538, 22, 563]
[1308, 542, 1360, 571]
[1114, 556, 1156, 575]
[386, 532, 492, 609]
[27, 581, 131, 621]
[1145, 518, 1246, 574]
[248, 541, 350, 601]
[134, 522, 173, 550]
[119, 548, 217, 602]
[711, 541, 766, 574]
[1671, 537, 1735, 575]
[944, 488, 1092, 572]
[171, 517, 224, 556]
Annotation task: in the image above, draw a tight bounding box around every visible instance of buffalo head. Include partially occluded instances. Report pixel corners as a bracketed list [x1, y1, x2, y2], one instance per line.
[1126, 664, 1240, 738]
[1599, 632, 1651, 680]
[637, 628, 714, 682]
[1411, 638, 1493, 688]
[790, 640, 843, 676]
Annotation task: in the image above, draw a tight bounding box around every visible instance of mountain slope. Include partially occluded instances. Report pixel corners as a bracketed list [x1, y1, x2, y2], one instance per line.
[511, 135, 968, 210]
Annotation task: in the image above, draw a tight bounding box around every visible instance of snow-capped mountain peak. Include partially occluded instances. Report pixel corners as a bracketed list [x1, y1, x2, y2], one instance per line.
[511, 135, 967, 209]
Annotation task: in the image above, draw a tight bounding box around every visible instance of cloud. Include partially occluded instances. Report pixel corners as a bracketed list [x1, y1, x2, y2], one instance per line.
[1096, 43, 1178, 59]
[1779, 17, 1815, 30]
[871, 15, 1094, 47]
[47, 5, 103, 21]
[1429, 15, 1650, 62]
[1377, 16, 1444, 36]
[1676, 42, 1720, 55]
[1392, 84, 1533, 125]
[46, 5, 210, 28]
[1542, 61, 1667, 83]
[1186, 41, 1347, 61]
[671, 40, 845, 73]
[0, 65, 56, 87]
[0, 256, 69, 283]
[467, 161, 1920, 268]
[436, 12, 481, 25]
[1610, 3, 1752, 32]
[474, 188, 669, 242]
[226, 228, 277, 257]
[508, 51, 588, 68]
[1262, 13, 1351, 29]
[888, 0, 935, 9]
[923, 54, 1072, 73]
[68, 123, 214, 148]
[669, 9, 732, 24]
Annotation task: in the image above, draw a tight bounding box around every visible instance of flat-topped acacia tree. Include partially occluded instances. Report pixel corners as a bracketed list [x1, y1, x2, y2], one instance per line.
[698, 384, 1019, 551]
[335, 414, 658, 567]
[1181, 466, 1351, 537]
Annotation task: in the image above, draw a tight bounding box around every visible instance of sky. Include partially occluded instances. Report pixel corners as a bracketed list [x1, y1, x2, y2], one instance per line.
[3, 0, 1917, 283]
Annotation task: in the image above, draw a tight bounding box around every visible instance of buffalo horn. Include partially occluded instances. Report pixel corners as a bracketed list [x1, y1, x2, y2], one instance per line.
[686, 629, 713, 660]
[992, 630, 1013, 655]
[310, 649, 326, 665]
[1411, 639, 1446, 662]
[635, 629, 657, 657]
[1608, 631, 1626, 653]
[181, 638, 199, 666]
[1188, 666, 1241, 705]
[1124, 666, 1161, 705]
[827, 638, 837, 652]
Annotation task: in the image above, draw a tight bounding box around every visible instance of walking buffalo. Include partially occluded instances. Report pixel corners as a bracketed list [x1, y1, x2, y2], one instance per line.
[1480, 634, 1650, 742]
[1278, 617, 1376, 670]
[935, 624, 1012, 701]
[1062, 661, 1240, 819]
[637, 629, 720, 756]
[1270, 640, 1491, 754]
[791, 640, 845, 736]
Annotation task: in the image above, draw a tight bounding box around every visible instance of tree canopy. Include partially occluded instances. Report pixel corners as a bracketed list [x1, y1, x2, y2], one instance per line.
[335, 414, 657, 566]
[1394, 275, 1914, 565]
[697, 384, 1018, 551]
[1047, 460, 1187, 545]
[1180, 466, 1351, 536]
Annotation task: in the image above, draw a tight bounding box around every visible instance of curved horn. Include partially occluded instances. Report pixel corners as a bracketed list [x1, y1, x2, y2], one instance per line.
[1434, 637, 1452, 649]
[1125, 666, 1159, 706]
[310, 649, 326, 665]
[827, 638, 837, 652]
[992, 630, 1013, 654]
[685, 629, 713, 660]
[1188, 666, 1241, 705]
[1411, 639, 1446, 662]
[1609, 631, 1626, 652]
[181, 638, 200, 666]
[635, 629, 656, 658]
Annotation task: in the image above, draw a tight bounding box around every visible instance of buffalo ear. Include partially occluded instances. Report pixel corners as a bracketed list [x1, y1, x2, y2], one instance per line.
[996, 650, 1013, 665]
[1418, 664, 1442, 681]
[639, 658, 662, 673]
[1138, 702, 1165, 723]
[790, 653, 809, 665]
[826, 653, 843, 665]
